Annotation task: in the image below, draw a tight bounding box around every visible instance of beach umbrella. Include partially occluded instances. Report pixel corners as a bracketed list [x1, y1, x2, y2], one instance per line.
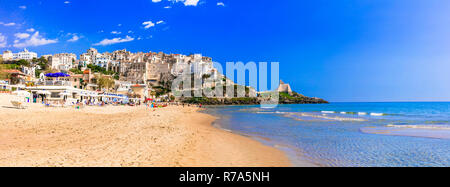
[37, 90, 51, 95]
[12, 90, 31, 97]
[59, 92, 72, 96]
[45, 72, 70, 77]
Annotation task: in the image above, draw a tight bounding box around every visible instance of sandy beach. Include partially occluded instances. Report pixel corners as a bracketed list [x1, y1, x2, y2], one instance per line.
[0, 94, 290, 167]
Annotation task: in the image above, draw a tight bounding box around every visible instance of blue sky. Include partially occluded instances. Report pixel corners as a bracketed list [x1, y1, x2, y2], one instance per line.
[1, 0, 450, 102]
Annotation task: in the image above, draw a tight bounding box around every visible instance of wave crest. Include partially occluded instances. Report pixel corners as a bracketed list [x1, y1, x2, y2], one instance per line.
[386, 124, 450, 130]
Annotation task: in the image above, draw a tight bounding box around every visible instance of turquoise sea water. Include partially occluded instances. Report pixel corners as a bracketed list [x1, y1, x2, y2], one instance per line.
[205, 102, 450, 167]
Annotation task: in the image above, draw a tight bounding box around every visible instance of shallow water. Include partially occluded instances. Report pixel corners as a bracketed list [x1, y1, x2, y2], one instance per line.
[205, 102, 450, 167]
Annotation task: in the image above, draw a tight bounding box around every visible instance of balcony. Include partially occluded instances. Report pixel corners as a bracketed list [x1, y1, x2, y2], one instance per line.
[37, 80, 72, 87]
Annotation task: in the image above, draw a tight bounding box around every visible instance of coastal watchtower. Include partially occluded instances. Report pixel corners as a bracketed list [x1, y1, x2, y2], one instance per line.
[277, 80, 293, 96]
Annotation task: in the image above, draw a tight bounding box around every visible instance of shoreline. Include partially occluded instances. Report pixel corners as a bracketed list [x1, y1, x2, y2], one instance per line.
[176, 108, 292, 167]
[206, 109, 319, 167]
[0, 94, 291, 167]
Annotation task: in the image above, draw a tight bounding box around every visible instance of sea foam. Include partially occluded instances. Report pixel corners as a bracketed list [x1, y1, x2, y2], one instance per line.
[287, 112, 366, 122]
[386, 124, 450, 130]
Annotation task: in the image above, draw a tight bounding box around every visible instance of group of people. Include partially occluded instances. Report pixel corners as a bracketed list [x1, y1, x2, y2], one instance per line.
[168, 102, 203, 108]
[144, 100, 168, 109]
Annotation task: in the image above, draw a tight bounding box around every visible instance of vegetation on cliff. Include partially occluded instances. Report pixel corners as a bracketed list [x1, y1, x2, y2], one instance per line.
[181, 92, 328, 105]
[278, 92, 328, 104]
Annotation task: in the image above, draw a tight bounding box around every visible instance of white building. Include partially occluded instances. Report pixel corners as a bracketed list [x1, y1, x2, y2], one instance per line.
[87, 48, 98, 65]
[95, 53, 111, 68]
[115, 81, 133, 94]
[79, 54, 92, 67]
[2, 49, 37, 61]
[21, 66, 36, 78]
[171, 54, 214, 77]
[49, 53, 77, 71]
[2, 50, 13, 60]
[12, 49, 38, 60]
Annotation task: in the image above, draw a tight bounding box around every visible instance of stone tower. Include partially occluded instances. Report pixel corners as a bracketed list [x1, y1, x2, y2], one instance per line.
[277, 80, 293, 95]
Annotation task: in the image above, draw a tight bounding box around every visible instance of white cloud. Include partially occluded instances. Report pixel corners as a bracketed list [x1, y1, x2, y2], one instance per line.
[0, 33, 7, 48]
[118, 24, 122, 27]
[14, 33, 30, 39]
[13, 32, 58, 48]
[183, 0, 199, 6]
[94, 36, 134, 46]
[156, 20, 164, 24]
[111, 31, 122, 34]
[156, 0, 200, 7]
[19, 6, 27, 10]
[64, 1, 70, 4]
[67, 34, 82, 42]
[164, 6, 172, 9]
[217, 2, 225, 6]
[142, 21, 155, 29]
[0, 22, 16, 27]
[26, 28, 35, 32]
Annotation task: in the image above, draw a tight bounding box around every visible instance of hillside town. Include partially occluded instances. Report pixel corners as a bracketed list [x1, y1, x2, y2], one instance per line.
[0, 48, 238, 103]
[0, 48, 327, 106]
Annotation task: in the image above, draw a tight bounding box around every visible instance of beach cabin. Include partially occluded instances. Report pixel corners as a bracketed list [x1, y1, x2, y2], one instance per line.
[27, 85, 104, 105]
[97, 93, 129, 105]
[0, 80, 26, 92]
[27, 72, 90, 105]
[1, 69, 27, 85]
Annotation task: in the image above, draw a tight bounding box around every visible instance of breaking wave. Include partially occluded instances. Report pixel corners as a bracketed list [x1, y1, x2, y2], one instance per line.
[322, 111, 387, 116]
[286, 112, 366, 122]
[386, 124, 450, 130]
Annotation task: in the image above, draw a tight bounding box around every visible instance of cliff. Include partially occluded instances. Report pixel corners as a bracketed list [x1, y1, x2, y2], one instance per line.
[181, 92, 328, 105]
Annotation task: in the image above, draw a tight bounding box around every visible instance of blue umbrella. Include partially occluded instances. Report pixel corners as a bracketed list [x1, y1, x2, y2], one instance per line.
[45, 72, 70, 77]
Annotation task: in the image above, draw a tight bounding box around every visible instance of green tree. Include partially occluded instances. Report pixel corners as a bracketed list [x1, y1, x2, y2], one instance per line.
[35, 69, 42, 78]
[17, 59, 30, 67]
[87, 64, 114, 75]
[37, 57, 49, 70]
[113, 73, 120, 80]
[70, 68, 83, 74]
[0, 65, 9, 80]
[31, 57, 39, 64]
[96, 75, 115, 91]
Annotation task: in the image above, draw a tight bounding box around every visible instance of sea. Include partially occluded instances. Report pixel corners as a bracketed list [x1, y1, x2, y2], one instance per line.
[204, 102, 450, 167]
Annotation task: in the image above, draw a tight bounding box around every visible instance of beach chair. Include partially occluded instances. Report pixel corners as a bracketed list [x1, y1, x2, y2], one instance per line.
[11, 100, 25, 109]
